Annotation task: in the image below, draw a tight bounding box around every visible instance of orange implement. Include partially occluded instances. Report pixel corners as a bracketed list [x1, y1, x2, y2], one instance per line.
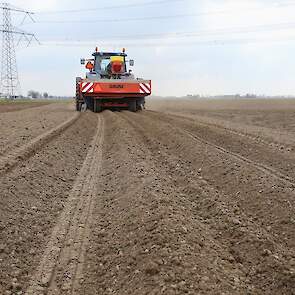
[80, 80, 151, 98]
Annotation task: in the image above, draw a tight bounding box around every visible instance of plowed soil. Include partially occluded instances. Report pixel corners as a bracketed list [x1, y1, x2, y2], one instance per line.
[0, 99, 294, 295]
[0, 101, 50, 113]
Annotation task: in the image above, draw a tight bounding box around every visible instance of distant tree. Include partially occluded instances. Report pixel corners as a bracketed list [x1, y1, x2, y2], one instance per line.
[43, 92, 49, 99]
[28, 90, 40, 99]
[245, 93, 257, 99]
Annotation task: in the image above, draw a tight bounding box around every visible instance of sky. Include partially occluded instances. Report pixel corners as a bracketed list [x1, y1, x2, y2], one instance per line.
[5, 0, 295, 97]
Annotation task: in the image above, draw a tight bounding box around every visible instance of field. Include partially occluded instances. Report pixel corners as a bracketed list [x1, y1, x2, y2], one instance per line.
[0, 99, 294, 294]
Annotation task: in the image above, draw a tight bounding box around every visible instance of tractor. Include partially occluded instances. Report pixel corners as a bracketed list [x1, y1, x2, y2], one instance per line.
[76, 48, 151, 112]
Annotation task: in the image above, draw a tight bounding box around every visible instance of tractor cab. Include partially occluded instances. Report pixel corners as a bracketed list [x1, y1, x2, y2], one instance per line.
[81, 48, 134, 80]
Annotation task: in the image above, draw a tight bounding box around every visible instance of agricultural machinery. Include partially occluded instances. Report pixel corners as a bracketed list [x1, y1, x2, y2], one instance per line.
[75, 48, 152, 112]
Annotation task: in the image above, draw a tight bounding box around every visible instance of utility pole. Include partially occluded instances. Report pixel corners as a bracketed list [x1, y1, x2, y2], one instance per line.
[0, 3, 38, 99]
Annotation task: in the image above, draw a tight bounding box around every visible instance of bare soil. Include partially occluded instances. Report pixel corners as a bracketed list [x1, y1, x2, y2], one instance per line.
[0, 103, 75, 157]
[0, 101, 51, 113]
[0, 99, 294, 294]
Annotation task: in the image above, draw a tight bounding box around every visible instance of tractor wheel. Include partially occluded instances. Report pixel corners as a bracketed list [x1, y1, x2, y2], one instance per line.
[75, 78, 83, 112]
[93, 99, 102, 113]
[136, 97, 145, 111]
[85, 97, 94, 112]
[128, 100, 137, 112]
[76, 102, 82, 112]
[136, 100, 142, 111]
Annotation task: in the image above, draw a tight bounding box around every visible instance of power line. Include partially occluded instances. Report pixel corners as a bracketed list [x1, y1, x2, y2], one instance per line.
[32, 11, 244, 24]
[0, 3, 35, 25]
[39, 35, 295, 49]
[0, 2, 35, 13]
[28, 1, 295, 23]
[38, 21, 295, 43]
[34, 13, 210, 24]
[36, 0, 186, 14]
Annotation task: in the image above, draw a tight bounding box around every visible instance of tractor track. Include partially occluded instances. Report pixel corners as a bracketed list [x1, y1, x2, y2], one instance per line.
[81, 110, 294, 294]
[81, 111, 253, 294]
[121, 113, 295, 237]
[183, 129, 295, 187]
[119, 112, 293, 242]
[26, 114, 104, 295]
[144, 111, 295, 188]
[0, 112, 80, 176]
[162, 111, 295, 152]
[119, 111, 295, 240]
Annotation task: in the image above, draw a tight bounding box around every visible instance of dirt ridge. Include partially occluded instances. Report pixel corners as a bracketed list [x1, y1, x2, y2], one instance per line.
[26, 114, 104, 295]
[163, 111, 295, 153]
[146, 111, 295, 187]
[0, 112, 80, 176]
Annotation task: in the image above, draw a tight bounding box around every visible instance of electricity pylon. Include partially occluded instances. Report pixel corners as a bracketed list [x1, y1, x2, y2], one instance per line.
[0, 3, 38, 99]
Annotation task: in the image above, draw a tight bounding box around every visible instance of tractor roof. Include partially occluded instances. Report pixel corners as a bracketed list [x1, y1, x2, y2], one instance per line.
[92, 52, 127, 57]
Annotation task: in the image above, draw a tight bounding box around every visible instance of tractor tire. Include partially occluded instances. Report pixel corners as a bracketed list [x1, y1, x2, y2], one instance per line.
[136, 97, 145, 111]
[75, 78, 83, 112]
[93, 99, 102, 113]
[76, 102, 82, 112]
[136, 100, 142, 111]
[85, 97, 94, 112]
[128, 100, 137, 112]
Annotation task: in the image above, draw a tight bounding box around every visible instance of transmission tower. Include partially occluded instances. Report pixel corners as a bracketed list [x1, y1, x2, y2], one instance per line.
[0, 3, 38, 99]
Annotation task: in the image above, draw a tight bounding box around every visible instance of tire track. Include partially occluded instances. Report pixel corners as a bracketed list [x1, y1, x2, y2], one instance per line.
[83, 111, 253, 294]
[117, 112, 294, 293]
[161, 111, 295, 153]
[184, 130, 295, 187]
[25, 114, 104, 295]
[119, 110, 293, 247]
[144, 111, 295, 188]
[0, 112, 80, 176]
